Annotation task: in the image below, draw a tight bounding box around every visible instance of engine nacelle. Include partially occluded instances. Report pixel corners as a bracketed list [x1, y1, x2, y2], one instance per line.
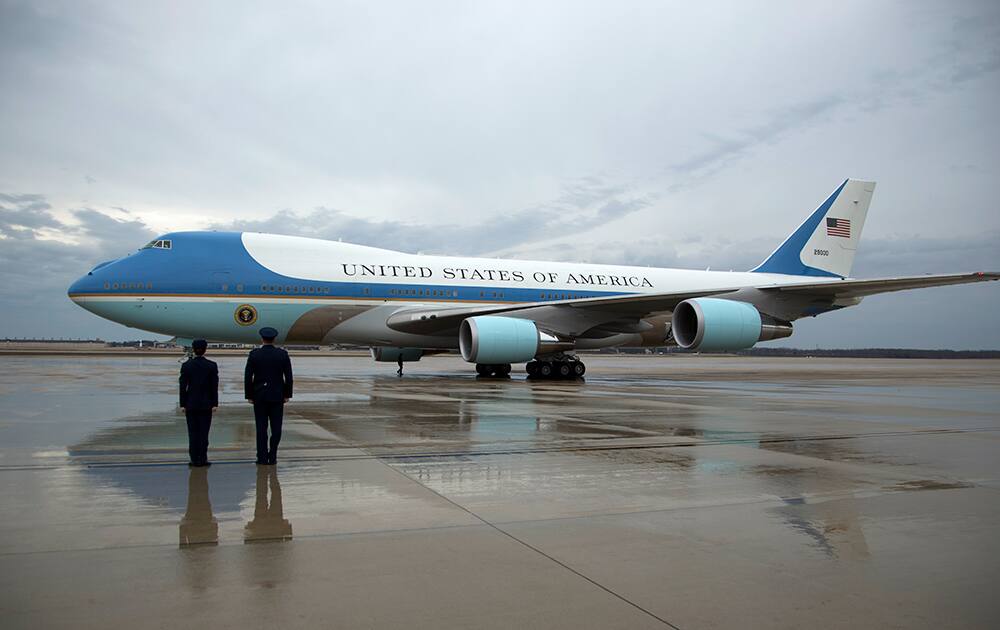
[671, 298, 792, 351]
[370, 347, 424, 362]
[460, 316, 538, 363]
[459, 316, 571, 364]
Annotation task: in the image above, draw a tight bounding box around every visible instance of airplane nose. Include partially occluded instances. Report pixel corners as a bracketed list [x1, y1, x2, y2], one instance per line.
[68, 273, 96, 297]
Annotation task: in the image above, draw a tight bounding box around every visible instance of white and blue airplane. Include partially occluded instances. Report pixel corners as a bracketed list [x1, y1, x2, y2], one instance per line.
[68, 180, 998, 377]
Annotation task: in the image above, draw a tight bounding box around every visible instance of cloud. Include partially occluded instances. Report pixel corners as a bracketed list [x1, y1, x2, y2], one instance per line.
[671, 96, 845, 179]
[0, 193, 156, 340]
[216, 175, 654, 256]
[665, 9, 1000, 184]
[0, 193, 58, 235]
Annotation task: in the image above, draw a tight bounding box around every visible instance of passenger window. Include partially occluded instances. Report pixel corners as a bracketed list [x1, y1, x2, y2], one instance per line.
[237, 284, 243, 292]
[222, 284, 228, 291]
[113, 283, 119, 289]
[104, 282, 110, 289]
[146, 282, 152, 289]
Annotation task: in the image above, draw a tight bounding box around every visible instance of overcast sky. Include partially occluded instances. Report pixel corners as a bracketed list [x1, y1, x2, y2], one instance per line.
[1, 1, 998, 348]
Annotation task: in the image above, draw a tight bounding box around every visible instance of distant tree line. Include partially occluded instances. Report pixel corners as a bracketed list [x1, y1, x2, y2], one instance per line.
[606, 347, 1000, 359]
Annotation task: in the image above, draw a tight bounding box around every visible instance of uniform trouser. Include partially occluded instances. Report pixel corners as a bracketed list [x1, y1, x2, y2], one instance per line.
[185, 409, 213, 464]
[253, 401, 284, 463]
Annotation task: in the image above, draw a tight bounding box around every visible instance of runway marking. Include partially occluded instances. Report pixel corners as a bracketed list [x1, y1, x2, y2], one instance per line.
[376, 453, 685, 630]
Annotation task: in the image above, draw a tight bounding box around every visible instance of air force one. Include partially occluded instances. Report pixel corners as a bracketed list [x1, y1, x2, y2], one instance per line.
[68, 180, 998, 378]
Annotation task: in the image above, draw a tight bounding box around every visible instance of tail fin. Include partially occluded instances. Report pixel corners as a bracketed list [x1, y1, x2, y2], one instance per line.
[752, 179, 875, 278]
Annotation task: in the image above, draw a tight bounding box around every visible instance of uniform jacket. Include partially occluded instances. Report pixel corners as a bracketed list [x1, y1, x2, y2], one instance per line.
[244, 345, 293, 403]
[179, 356, 219, 410]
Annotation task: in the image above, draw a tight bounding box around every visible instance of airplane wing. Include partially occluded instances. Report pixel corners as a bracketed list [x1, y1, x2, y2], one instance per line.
[763, 271, 1000, 299]
[385, 287, 742, 335]
[387, 271, 999, 336]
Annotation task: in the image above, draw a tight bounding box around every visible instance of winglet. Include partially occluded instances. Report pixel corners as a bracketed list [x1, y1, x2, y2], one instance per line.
[752, 179, 876, 278]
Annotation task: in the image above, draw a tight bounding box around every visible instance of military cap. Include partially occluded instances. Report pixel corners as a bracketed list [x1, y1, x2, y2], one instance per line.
[191, 339, 207, 351]
[259, 327, 279, 340]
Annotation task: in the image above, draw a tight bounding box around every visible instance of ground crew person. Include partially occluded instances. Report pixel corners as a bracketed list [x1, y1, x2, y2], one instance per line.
[244, 327, 293, 465]
[179, 338, 218, 467]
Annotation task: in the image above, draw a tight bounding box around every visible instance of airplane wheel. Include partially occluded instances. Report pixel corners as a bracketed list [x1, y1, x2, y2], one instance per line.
[476, 364, 491, 376]
[572, 362, 586, 377]
[557, 362, 572, 378]
[499, 364, 512, 376]
[526, 361, 538, 377]
[538, 362, 553, 378]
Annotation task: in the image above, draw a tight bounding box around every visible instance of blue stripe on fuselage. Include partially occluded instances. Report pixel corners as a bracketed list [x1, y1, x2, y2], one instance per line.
[68, 231, 631, 303]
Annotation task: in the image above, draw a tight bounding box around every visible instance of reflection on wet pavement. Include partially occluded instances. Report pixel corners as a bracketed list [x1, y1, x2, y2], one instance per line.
[245, 466, 292, 543]
[1, 355, 999, 629]
[180, 467, 218, 547]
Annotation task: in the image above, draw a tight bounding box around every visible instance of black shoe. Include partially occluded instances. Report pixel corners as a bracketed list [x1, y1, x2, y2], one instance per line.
[256, 459, 268, 465]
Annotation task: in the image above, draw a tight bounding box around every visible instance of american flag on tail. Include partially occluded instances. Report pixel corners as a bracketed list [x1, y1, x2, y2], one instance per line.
[826, 217, 851, 238]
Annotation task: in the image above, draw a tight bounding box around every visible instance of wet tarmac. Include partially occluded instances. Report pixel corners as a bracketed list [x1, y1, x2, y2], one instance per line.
[1, 354, 998, 629]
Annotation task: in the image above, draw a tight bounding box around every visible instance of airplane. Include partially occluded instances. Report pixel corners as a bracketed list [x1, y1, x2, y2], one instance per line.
[67, 179, 998, 378]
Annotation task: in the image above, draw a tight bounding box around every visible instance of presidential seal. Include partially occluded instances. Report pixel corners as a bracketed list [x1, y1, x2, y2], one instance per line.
[234, 304, 258, 326]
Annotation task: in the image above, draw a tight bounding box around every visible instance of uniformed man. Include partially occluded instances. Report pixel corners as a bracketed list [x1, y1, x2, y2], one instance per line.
[244, 327, 293, 465]
[179, 338, 218, 467]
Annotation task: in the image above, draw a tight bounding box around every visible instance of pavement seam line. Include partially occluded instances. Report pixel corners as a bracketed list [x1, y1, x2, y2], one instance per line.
[377, 457, 684, 630]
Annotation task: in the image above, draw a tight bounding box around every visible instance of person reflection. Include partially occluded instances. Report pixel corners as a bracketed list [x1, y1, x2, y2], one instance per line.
[244, 465, 293, 543]
[179, 467, 219, 547]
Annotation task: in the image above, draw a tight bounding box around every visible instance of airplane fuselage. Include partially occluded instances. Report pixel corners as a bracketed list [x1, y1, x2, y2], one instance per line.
[67, 231, 831, 348]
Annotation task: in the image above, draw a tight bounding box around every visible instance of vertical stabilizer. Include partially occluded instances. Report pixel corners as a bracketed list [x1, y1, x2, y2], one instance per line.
[752, 179, 875, 278]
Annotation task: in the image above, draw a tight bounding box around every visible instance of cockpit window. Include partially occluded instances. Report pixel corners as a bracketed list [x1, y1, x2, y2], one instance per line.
[142, 239, 172, 250]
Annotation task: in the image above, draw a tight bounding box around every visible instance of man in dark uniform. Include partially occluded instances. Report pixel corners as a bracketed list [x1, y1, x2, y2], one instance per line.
[179, 338, 218, 467]
[244, 327, 293, 465]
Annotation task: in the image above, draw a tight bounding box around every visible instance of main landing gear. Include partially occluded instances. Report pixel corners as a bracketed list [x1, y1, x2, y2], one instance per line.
[525, 356, 586, 380]
[475, 363, 512, 378]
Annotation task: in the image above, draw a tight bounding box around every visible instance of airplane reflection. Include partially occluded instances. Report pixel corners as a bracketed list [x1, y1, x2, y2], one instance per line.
[179, 467, 219, 547]
[244, 466, 293, 543]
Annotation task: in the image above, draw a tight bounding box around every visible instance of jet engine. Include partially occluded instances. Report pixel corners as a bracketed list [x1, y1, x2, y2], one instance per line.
[671, 298, 792, 351]
[370, 347, 424, 362]
[459, 316, 572, 364]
